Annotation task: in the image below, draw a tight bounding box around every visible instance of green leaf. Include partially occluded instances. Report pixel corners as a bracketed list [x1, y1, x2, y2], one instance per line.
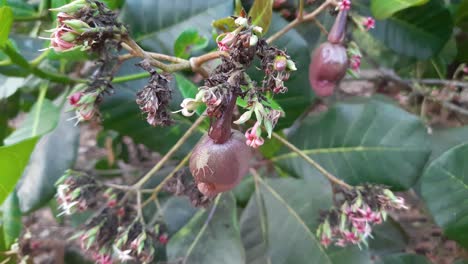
[420, 143, 468, 247]
[248, 0, 273, 34]
[4, 99, 60, 146]
[174, 28, 209, 59]
[273, 97, 431, 190]
[0, 6, 13, 46]
[120, 0, 233, 54]
[376, 253, 431, 264]
[0, 75, 24, 99]
[370, 0, 453, 59]
[162, 197, 198, 235]
[0, 137, 38, 205]
[2, 191, 21, 248]
[167, 193, 245, 264]
[240, 176, 372, 264]
[174, 73, 205, 115]
[429, 126, 468, 162]
[455, 0, 468, 25]
[370, 0, 428, 20]
[0, 98, 60, 205]
[1, 0, 35, 18]
[16, 108, 80, 213]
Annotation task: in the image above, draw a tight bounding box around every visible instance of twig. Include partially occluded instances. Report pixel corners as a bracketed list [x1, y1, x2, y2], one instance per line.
[141, 151, 192, 207]
[132, 115, 206, 189]
[272, 132, 352, 189]
[184, 194, 221, 264]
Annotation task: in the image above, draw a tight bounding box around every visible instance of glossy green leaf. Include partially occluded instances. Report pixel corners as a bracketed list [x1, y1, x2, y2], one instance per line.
[371, 0, 453, 59]
[248, 0, 273, 34]
[121, 0, 233, 54]
[174, 73, 205, 115]
[16, 109, 80, 213]
[0, 6, 13, 46]
[1, 0, 35, 18]
[174, 28, 209, 59]
[0, 75, 24, 99]
[429, 126, 468, 162]
[376, 253, 431, 264]
[2, 191, 21, 248]
[0, 137, 38, 205]
[420, 143, 468, 247]
[162, 196, 198, 236]
[370, 0, 428, 20]
[240, 176, 372, 264]
[4, 99, 60, 145]
[167, 193, 245, 264]
[0, 99, 60, 205]
[273, 97, 431, 190]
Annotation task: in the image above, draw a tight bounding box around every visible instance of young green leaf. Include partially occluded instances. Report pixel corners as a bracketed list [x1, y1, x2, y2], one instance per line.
[370, 0, 429, 20]
[174, 28, 208, 59]
[0, 6, 13, 47]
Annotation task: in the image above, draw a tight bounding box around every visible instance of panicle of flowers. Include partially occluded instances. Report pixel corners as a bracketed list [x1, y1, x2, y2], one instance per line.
[256, 42, 296, 94]
[112, 222, 168, 263]
[136, 61, 173, 126]
[45, 0, 127, 53]
[55, 170, 170, 263]
[55, 170, 102, 216]
[316, 184, 408, 249]
[175, 12, 292, 149]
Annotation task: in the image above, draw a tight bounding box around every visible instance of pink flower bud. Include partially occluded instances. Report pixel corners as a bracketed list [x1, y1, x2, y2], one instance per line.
[68, 92, 83, 106]
[350, 55, 361, 71]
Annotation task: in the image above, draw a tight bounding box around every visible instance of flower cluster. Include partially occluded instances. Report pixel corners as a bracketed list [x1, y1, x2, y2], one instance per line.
[55, 170, 102, 215]
[316, 185, 408, 248]
[136, 61, 173, 126]
[67, 87, 102, 125]
[176, 13, 294, 149]
[55, 171, 169, 263]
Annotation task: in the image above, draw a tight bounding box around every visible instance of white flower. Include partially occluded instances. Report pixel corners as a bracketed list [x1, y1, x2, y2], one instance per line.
[113, 245, 134, 262]
[234, 17, 248, 27]
[58, 200, 78, 216]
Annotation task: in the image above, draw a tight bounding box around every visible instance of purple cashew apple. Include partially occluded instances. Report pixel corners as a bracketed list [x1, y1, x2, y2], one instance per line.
[309, 9, 349, 97]
[189, 93, 251, 197]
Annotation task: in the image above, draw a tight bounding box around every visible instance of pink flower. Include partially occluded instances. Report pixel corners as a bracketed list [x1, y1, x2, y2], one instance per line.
[338, 0, 351, 11]
[245, 121, 264, 148]
[350, 55, 361, 71]
[68, 92, 83, 106]
[357, 206, 374, 222]
[335, 239, 347, 247]
[320, 234, 331, 247]
[463, 66, 468, 74]
[363, 17, 375, 31]
[94, 254, 113, 264]
[158, 233, 169, 245]
[217, 33, 236, 51]
[343, 231, 359, 244]
[50, 26, 77, 51]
